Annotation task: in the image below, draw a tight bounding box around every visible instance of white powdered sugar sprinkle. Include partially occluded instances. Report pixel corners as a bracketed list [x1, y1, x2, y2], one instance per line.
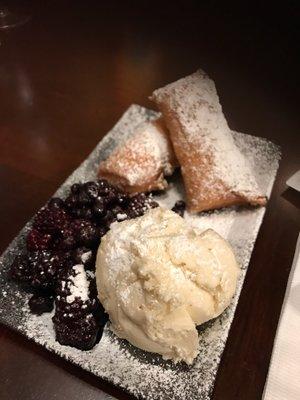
[117, 213, 128, 221]
[152, 70, 264, 200]
[66, 264, 89, 304]
[116, 121, 173, 185]
[99, 118, 176, 190]
[0, 105, 281, 400]
[80, 251, 92, 264]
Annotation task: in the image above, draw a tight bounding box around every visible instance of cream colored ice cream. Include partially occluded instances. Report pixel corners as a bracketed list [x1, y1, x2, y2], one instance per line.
[96, 207, 239, 364]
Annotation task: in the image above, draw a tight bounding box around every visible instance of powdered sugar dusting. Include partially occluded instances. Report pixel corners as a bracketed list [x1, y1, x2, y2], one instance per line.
[80, 251, 92, 264]
[117, 213, 127, 221]
[99, 119, 176, 190]
[65, 264, 90, 303]
[119, 121, 174, 185]
[152, 70, 264, 205]
[0, 105, 281, 400]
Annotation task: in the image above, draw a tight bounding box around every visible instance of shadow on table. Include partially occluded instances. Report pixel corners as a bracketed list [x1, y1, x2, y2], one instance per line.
[281, 187, 300, 209]
[0, 325, 130, 400]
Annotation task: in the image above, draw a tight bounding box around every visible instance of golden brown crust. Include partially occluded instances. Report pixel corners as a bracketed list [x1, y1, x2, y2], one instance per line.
[151, 70, 267, 213]
[98, 118, 177, 194]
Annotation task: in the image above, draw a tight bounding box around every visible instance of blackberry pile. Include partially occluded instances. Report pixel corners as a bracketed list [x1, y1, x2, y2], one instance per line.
[10, 179, 158, 350]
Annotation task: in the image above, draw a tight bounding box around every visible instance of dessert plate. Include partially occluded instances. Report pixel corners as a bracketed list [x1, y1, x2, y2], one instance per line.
[0, 105, 281, 400]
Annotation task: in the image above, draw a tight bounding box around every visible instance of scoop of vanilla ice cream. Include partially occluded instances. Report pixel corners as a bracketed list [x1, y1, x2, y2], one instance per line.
[96, 207, 239, 364]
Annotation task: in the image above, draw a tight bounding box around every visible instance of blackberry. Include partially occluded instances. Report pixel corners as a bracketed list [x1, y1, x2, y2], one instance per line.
[48, 197, 65, 210]
[172, 200, 186, 217]
[33, 206, 70, 234]
[29, 251, 65, 290]
[79, 224, 100, 247]
[131, 192, 147, 203]
[72, 247, 95, 269]
[71, 183, 82, 194]
[10, 251, 70, 290]
[67, 201, 93, 219]
[99, 186, 110, 197]
[68, 207, 83, 219]
[126, 193, 158, 219]
[116, 192, 129, 207]
[55, 298, 96, 320]
[88, 274, 98, 300]
[55, 227, 78, 250]
[84, 181, 99, 199]
[93, 197, 106, 218]
[10, 254, 33, 283]
[70, 219, 100, 248]
[98, 226, 108, 238]
[97, 179, 110, 195]
[55, 296, 96, 321]
[111, 205, 124, 216]
[102, 210, 117, 227]
[53, 264, 99, 350]
[29, 294, 54, 315]
[88, 277, 108, 326]
[103, 187, 119, 205]
[148, 198, 159, 209]
[27, 229, 52, 251]
[53, 314, 99, 350]
[77, 191, 92, 207]
[10, 179, 162, 352]
[55, 265, 97, 316]
[97, 306, 109, 326]
[80, 207, 93, 220]
[64, 193, 80, 211]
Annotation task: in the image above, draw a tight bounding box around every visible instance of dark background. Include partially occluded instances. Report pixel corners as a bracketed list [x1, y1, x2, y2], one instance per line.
[0, 1, 299, 399]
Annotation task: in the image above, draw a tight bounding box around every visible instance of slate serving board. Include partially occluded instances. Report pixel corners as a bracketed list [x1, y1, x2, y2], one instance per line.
[0, 105, 281, 400]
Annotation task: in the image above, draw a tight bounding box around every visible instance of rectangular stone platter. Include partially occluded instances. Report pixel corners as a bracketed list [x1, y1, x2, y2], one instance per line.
[0, 105, 281, 400]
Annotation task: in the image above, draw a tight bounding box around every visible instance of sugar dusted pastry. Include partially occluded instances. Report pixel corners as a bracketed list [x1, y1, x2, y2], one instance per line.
[96, 207, 240, 364]
[150, 70, 266, 213]
[98, 118, 177, 193]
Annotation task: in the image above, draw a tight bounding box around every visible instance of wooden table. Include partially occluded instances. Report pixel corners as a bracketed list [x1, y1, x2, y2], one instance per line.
[0, 2, 299, 399]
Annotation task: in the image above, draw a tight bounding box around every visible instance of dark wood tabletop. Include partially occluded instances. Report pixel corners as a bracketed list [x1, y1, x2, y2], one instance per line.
[0, 1, 299, 399]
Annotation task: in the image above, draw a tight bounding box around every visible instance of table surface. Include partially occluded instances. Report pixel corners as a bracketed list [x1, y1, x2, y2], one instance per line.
[0, 2, 299, 400]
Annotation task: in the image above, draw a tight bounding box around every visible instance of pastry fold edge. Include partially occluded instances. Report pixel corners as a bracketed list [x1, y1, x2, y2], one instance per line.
[98, 117, 178, 194]
[150, 70, 267, 213]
